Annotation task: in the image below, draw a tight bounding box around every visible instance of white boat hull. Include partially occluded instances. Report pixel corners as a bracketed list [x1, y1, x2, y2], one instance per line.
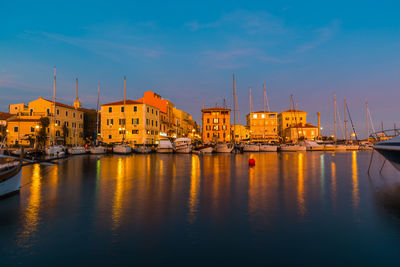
[216, 144, 234, 153]
[0, 163, 22, 197]
[175, 145, 192, 153]
[156, 148, 174, 153]
[198, 147, 213, 153]
[280, 145, 307, 152]
[45, 145, 65, 155]
[68, 146, 87, 155]
[259, 145, 278, 152]
[113, 145, 132, 154]
[243, 144, 260, 152]
[89, 146, 107, 154]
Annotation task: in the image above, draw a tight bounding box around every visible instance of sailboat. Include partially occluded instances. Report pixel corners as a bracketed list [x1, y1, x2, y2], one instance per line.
[45, 67, 65, 156]
[156, 139, 174, 153]
[243, 87, 260, 152]
[90, 83, 107, 154]
[68, 78, 87, 155]
[0, 158, 22, 197]
[259, 82, 277, 152]
[113, 76, 132, 155]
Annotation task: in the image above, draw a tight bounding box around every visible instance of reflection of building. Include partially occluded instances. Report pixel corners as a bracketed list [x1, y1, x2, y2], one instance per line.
[231, 124, 250, 142]
[7, 97, 85, 146]
[100, 99, 160, 145]
[246, 111, 278, 142]
[202, 107, 231, 143]
[281, 123, 319, 142]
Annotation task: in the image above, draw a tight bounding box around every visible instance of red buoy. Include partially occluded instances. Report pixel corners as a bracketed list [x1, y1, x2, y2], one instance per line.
[248, 158, 256, 166]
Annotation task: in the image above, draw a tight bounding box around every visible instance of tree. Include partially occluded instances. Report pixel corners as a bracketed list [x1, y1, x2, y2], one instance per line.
[0, 125, 6, 142]
[36, 117, 49, 148]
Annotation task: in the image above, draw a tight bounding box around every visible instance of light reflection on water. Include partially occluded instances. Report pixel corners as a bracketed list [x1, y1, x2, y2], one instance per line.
[2, 152, 400, 265]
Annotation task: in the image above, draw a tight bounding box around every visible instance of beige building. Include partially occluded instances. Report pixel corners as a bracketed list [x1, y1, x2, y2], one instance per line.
[281, 123, 319, 142]
[246, 111, 279, 142]
[7, 97, 85, 146]
[101, 99, 160, 145]
[278, 109, 307, 135]
[231, 124, 250, 142]
[173, 107, 198, 138]
[202, 107, 231, 143]
[6, 116, 41, 146]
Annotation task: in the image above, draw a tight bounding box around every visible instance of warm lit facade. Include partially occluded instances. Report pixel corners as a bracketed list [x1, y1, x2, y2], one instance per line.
[7, 97, 85, 146]
[278, 109, 307, 135]
[231, 124, 250, 142]
[0, 112, 12, 126]
[100, 100, 160, 145]
[202, 107, 230, 143]
[173, 107, 198, 138]
[137, 91, 175, 138]
[246, 111, 278, 142]
[281, 123, 319, 142]
[6, 117, 41, 146]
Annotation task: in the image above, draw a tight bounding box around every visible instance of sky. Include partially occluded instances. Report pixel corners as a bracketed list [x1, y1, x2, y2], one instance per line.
[1, 0, 400, 138]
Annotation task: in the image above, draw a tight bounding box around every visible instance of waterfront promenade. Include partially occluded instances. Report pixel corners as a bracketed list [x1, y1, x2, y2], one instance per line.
[1, 151, 400, 266]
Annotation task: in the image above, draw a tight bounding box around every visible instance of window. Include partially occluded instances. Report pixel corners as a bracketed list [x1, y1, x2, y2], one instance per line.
[109, 107, 112, 113]
[207, 118, 210, 123]
[213, 125, 219, 131]
[46, 109, 50, 115]
[30, 127, 34, 133]
[222, 125, 227, 130]
[111, 119, 114, 125]
[155, 121, 158, 127]
[152, 109, 154, 114]
[213, 118, 219, 124]
[107, 119, 109, 125]
[147, 107, 149, 113]
[132, 130, 139, 134]
[66, 122, 69, 127]
[65, 111, 68, 116]
[80, 114, 82, 119]
[207, 133, 210, 138]
[285, 117, 289, 121]
[30, 109, 33, 116]
[156, 110, 158, 115]
[109, 135, 112, 139]
[132, 118, 139, 124]
[223, 133, 226, 138]
[134, 106, 137, 112]
[151, 130, 154, 135]
[223, 118, 226, 124]
[57, 109, 59, 115]
[261, 114, 265, 118]
[151, 120, 154, 126]
[79, 132, 83, 138]
[119, 130, 124, 134]
[146, 119, 149, 125]
[286, 123, 289, 127]
[73, 112, 76, 118]
[300, 117, 303, 120]
[121, 107, 124, 112]
[56, 130, 60, 137]
[253, 114, 257, 119]
[155, 131, 158, 135]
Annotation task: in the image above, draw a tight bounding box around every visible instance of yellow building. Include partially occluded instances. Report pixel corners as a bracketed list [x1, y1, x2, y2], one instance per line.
[101, 99, 160, 145]
[202, 107, 231, 143]
[281, 123, 319, 142]
[7, 97, 85, 146]
[246, 111, 278, 142]
[173, 107, 198, 138]
[6, 116, 41, 146]
[231, 124, 250, 142]
[278, 109, 307, 135]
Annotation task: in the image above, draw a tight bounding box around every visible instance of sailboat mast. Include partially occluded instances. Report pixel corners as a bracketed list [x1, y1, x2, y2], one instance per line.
[233, 74, 236, 143]
[95, 83, 100, 145]
[333, 94, 337, 142]
[249, 87, 252, 142]
[344, 98, 348, 142]
[366, 102, 369, 141]
[53, 67, 56, 145]
[123, 76, 126, 142]
[264, 82, 270, 112]
[263, 83, 266, 141]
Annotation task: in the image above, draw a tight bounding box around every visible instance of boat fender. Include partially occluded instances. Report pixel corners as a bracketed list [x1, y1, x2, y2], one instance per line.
[248, 158, 255, 166]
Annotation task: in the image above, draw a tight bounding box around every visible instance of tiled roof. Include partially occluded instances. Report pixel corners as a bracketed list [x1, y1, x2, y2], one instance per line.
[202, 107, 230, 112]
[42, 98, 81, 110]
[282, 109, 306, 113]
[101, 99, 143, 106]
[0, 112, 12, 120]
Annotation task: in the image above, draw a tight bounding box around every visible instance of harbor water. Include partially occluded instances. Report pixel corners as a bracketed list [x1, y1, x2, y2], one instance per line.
[1, 151, 400, 266]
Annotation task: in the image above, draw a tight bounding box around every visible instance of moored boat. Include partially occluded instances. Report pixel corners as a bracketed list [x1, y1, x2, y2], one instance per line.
[68, 146, 87, 155]
[156, 139, 174, 153]
[89, 146, 107, 154]
[259, 144, 278, 152]
[243, 143, 260, 152]
[194, 144, 213, 154]
[0, 160, 22, 198]
[45, 145, 65, 156]
[215, 143, 234, 153]
[301, 140, 324, 151]
[374, 136, 400, 171]
[279, 144, 306, 152]
[173, 138, 192, 153]
[135, 145, 151, 154]
[113, 143, 132, 154]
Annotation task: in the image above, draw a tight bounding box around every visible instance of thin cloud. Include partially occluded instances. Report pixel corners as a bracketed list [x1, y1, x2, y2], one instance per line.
[297, 20, 340, 53]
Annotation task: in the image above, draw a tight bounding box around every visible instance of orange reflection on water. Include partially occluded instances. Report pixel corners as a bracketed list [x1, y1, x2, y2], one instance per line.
[112, 157, 124, 230]
[297, 153, 305, 216]
[331, 161, 336, 206]
[17, 164, 41, 247]
[188, 155, 200, 223]
[352, 151, 359, 211]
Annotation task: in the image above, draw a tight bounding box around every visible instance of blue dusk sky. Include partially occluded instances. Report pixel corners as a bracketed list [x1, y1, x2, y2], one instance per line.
[1, 0, 399, 138]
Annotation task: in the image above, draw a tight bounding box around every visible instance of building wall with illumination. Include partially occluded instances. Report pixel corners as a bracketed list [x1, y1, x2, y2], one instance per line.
[231, 124, 250, 142]
[246, 111, 279, 142]
[6, 117, 41, 146]
[278, 110, 307, 136]
[100, 100, 160, 145]
[7, 97, 85, 146]
[281, 123, 319, 142]
[202, 107, 231, 143]
[173, 107, 198, 139]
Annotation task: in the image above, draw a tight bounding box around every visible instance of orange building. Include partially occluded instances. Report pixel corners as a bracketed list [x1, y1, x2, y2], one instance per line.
[202, 107, 230, 143]
[137, 91, 175, 137]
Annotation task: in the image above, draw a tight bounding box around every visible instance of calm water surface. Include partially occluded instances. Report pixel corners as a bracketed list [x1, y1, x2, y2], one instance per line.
[1, 152, 400, 266]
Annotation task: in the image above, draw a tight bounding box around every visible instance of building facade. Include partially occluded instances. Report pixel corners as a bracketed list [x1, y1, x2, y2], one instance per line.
[281, 123, 319, 142]
[231, 124, 250, 142]
[202, 107, 231, 143]
[100, 100, 160, 145]
[7, 97, 85, 146]
[246, 111, 279, 142]
[278, 109, 307, 136]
